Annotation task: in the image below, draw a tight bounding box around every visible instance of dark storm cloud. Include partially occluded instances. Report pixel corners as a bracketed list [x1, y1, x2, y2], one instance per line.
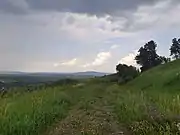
[0, 0, 28, 14]
[1, 0, 164, 15]
[0, 0, 19, 13]
[27, 0, 160, 15]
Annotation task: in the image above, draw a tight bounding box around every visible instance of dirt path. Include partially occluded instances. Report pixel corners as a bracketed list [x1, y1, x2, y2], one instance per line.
[46, 86, 130, 135]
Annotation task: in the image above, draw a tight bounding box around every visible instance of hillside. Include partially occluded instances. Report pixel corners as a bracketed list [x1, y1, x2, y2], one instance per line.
[0, 60, 180, 135]
[128, 59, 180, 91]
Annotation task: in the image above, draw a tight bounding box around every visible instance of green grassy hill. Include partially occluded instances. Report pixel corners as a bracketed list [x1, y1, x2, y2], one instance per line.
[112, 59, 180, 134]
[127, 59, 180, 91]
[1, 60, 180, 135]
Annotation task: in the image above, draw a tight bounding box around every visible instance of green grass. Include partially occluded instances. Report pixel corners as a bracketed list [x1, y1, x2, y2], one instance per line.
[0, 85, 88, 135]
[106, 85, 180, 135]
[1, 60, 180, 134]
[108, 59, 180, 134]
[0, 82, 111, 135]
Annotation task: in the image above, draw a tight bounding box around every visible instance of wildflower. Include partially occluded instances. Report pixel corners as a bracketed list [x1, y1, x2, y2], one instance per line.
[176, 123, 180, 131]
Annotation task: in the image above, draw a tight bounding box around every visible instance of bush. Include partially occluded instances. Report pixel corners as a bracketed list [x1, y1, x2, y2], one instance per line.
[116, 64, 139, 84]
[50, 79, 79, 86]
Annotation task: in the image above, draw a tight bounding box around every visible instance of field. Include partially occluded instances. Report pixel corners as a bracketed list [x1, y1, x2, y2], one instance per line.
[1, 60, 180, 134]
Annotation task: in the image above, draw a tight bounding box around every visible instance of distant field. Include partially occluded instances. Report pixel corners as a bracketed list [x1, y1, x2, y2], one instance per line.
[0, 71, 108, 88]
[1, 60, 180, 134]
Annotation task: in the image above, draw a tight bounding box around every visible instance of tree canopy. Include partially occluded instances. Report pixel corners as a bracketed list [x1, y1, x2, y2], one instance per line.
[135, 40, 163, 72]
[170, 38, 180, 59]
[116, 64, 139, 84]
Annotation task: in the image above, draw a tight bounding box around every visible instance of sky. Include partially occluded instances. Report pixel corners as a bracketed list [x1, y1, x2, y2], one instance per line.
[0, 0, 180, 73]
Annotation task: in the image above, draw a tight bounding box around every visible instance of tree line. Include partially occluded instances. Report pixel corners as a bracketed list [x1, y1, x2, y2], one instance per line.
[116, 37, 180, 83]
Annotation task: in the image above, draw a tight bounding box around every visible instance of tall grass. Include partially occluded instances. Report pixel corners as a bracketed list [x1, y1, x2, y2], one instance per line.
[0, 85, 84, 135]
[105, 84, 180, 135]
[1, 60, 180, 135]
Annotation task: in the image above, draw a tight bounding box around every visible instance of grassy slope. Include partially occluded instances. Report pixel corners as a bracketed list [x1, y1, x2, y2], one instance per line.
[128, 59, 180, 91]
[113, 59, 180, 134]
[1, 60, 180, 135]
[47, 60, 180, 135]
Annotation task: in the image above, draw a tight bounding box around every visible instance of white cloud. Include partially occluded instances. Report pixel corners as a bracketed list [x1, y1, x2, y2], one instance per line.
[93, 52, 111, 66]
[54, 58, 77, 67]
[110, 44, 119, 49]
[53, 63, 59, 67]
[118, 50, 138, 66]
[82, 52, 111, 68]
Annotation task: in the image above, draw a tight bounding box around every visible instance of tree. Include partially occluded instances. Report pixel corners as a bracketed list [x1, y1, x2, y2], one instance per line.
[135, 40, 162, 72]
[159, 56, 171, 64]
[170, 38, 180, 59]
[116, 64, 139, 84]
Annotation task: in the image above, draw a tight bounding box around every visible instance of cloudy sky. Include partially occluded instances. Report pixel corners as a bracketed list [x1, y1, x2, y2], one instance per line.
[0, 0, 180, 73]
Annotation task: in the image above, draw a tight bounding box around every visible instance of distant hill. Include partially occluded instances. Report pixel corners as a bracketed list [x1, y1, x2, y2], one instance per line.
[0, 71, 26, 75]
[20, 71, 109, 78]
[0, 71, 110, 86]
[71, 71, 109, 76]
[0, 71, 109, 76]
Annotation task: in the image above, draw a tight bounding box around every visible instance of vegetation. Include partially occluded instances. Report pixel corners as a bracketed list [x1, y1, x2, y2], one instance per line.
[135, 40, 165, 72]
[0, 82, 90, 135]
[115, 59, 180, 134]
[0, 59, 180, 135]
[170, 38, 180, 59]
[116, 64, 139, 84]
[115, 38, 174, 84]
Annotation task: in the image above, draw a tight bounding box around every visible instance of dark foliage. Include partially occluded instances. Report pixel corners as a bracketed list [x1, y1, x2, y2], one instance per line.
[135, 40, 163, 72]
[51, 79, 79, 86]
[159, 56, 171, 64]
[101, 73, 119, 83]
[116, 64, 139, 84]
[170, 38, 180, 59]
